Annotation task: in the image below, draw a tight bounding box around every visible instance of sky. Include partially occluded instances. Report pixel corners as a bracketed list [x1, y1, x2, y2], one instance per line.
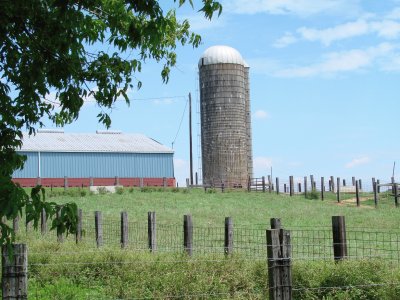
[44, 0, 400, 187]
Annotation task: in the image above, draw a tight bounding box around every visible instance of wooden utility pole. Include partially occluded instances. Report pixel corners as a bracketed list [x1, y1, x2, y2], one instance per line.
[189, 93, 194, 186]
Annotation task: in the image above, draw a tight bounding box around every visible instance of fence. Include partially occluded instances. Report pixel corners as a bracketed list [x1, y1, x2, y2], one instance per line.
[4, 214, 400, 299]
[246, 175, 400, 208]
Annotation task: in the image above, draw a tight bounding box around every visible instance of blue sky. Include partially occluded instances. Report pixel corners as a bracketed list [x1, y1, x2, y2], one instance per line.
[46, 0, 400, 187]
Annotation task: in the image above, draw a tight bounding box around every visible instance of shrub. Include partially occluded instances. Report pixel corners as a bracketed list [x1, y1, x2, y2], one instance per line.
[206, 188, 216, 194]
[115, 187, 124, 195]
[128, 187, 135, 193]
[305, 189, 319, 200]
[97, 187, 108, 195]
[80, 189, 87, 197]
[171, 187, 180, 193]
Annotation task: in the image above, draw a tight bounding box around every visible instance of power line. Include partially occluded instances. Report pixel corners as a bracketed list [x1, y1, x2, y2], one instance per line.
[171, 97, 189, 149]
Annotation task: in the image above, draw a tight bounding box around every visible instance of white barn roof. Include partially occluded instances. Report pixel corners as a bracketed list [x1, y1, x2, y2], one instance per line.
[19, 130, 174, 154]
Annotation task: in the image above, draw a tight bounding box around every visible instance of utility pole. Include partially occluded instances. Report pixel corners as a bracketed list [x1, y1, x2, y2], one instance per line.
[189, 93, 194, 186]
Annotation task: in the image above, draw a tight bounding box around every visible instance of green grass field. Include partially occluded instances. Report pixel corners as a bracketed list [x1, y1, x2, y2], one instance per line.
[7, 187, 400, 299]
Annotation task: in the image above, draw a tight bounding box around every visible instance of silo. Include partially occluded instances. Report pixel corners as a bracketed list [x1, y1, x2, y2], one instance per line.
[199, 45, 253, 188]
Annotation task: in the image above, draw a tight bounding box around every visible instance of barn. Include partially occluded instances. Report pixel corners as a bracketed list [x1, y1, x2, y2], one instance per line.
[12, 130, 175, 187]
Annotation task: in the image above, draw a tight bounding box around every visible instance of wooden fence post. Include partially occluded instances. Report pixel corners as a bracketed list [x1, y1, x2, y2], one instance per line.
[330, 176, 335, 192]
[336, 177, 340, 203]
[267, 229, 292, 300]
[321, 177, 325, 201]
[304, 176, 308, 197]
[289, 176, 294, 196]
[358, 179, 362, 190]
[224, 217, 233, 255]
[56, 209, 63, 243]
[377, 179, 381, 193]
[41, 208, 47, 235]
[394, 183, 399, 208]
[332, 216, 347, 261]
[95, 211, 103, 247]
[373, 181, 378, 208]
[262, 176, 266, 193]
[12, 216, 19, 234]
[297, 183, 301, 193]
[284, 184, 287, 194]
[247, 176, 251, 192]
[352, 176, 356, 186]
[76, 209, 82, 243]
[2, 244, 28, 299]
[355, 181, 360, 207]
[148, 212, 157, 252]
[121, 211, 128, 248]
[276, 177, 280, 194]
[270, 218, 281, 230]
[268, 175, 272, 193]
[183, 214, 193, 256]
[195, 172, 198, 186]
[343, 179, 346, 186]
[310, 175, 314, 190]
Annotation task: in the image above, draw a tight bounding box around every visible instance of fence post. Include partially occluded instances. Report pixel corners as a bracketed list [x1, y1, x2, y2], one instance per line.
[12, 216, 19, 234]
[56, 209, 63, 243]
[355, 181, 360, 207]
[247, 176, 251, 192]
[224, 217, 234, 255]
[343, 179, 346, 186]
[262, 176, 266, 193]
[373, 181, 378, 208]
[195, 172, 198, 186]
[163, 177, 167, 188]
[352, 176, 356, 186]
[394, 183, 399, 208]
[332, 216, 347, 261]
[358, 179, 362, 190]
[76, 208, 82, 243]
[330, 176, 335, 192]
[270, 218, 281, 230]
[183, 214, 193, 256]
[377, 179, 381, 193]
[321, 177, 325, 200]
[2, 244, 28, 299]
[297, 183, 301, 193]
[41, 208, 47, 235]
[289, 176, 294, 196]
[121, 211, 128, 248]
[115, 176, 120, 186]
[266, 229, 292, 300]
[304, 176, 308, 198]
[336, 177, 340, 203]
[284, 184, 287, 194]
[276, 177, 280, 194]
[148, 212, 157, 252]
[64, 176, 68, 190]
[268, 175, 272, 193]
[95, 211, 103, 247]
[310, 175, 314, 190]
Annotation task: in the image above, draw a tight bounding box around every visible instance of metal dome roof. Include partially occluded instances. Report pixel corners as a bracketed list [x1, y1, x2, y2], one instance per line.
[198, 45, 248, 67]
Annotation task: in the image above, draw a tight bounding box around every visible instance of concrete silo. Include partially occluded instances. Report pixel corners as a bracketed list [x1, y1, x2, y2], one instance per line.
[199, 45, 253, 188]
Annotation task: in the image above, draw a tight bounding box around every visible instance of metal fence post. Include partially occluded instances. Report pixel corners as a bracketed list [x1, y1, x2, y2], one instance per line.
[224, 217, 233, 255]
[76, 208, 82, 243]
[148, 212, 157, 252]
[121, 211, 128, 248]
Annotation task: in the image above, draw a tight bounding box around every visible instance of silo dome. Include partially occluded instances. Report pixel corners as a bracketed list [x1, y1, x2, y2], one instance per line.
[199, 45, 253, 188]
[198, 45, 247, 67]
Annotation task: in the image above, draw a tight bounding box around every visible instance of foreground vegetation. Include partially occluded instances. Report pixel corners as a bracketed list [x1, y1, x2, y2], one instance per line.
[5, 187, 400, 299]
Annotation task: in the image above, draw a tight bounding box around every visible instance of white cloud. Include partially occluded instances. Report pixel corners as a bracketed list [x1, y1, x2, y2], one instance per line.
[387, 7, 400, 20]
[297, 19, 369, 46]
[224, 0, 360, 17]
[275, 43, 396, 77]
[345, 156, 371, 168]
[273, 32, 298, 48]
[253, 110, 269, 119]
[275, 16, 400, 47]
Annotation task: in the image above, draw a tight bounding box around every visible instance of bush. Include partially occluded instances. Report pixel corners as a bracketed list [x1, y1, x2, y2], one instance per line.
[97, 187, 108, 195]
[80, 189, 87, 197]
[171, 187, 180, 193]
[206, 188, 216, 194]
[305, 189, 319, 200]
[115, 187, 124, 195]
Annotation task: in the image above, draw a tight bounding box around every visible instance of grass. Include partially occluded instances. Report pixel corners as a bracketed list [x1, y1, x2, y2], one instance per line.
[43, 187, 400, 229]
[5, 187, 400, 299]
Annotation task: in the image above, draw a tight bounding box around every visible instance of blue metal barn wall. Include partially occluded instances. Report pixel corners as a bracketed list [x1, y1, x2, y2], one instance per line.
[14, 152, 39, 178]
[13, 152, 174, 178]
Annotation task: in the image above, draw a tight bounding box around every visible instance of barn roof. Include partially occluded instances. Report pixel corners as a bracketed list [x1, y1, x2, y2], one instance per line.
[19, 130, 174, 154]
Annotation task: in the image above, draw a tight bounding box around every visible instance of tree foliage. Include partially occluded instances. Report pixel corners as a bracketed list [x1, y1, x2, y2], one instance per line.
[0, 0, 222, 245]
